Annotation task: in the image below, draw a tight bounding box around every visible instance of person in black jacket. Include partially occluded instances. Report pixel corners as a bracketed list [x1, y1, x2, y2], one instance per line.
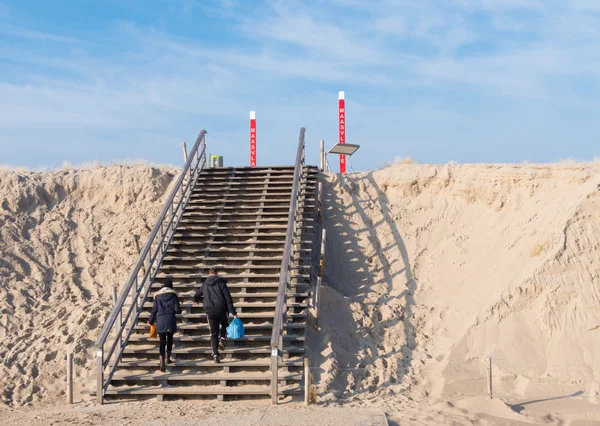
[193, 268, 237, 363]
[149, 278, 182, 372]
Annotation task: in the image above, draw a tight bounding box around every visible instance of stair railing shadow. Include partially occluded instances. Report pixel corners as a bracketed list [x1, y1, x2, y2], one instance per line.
[509, 390, 584, 414]
[319, 171, 416, 396]
[318, 177, 369, 395]
[342, 172, 417, 393]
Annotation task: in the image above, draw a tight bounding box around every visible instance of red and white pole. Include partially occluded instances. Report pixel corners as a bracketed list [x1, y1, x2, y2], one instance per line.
[250, 111, 257, 167]
[338, 91, 346, 173]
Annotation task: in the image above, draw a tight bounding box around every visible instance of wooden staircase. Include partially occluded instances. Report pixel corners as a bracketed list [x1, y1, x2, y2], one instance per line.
[103, 164, 320, 401]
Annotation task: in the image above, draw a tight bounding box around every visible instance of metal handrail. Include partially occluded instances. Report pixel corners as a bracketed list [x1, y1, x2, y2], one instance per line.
[270, 127, 306, 403]
[94, 130, 207, 404]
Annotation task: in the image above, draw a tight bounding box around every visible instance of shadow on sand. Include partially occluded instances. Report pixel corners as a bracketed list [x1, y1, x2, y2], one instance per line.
[320, 171, 417, 395]
[509, 391, 584, 414]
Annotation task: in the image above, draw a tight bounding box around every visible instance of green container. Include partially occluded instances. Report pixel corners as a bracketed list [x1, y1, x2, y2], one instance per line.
[209, 155, 223, 168]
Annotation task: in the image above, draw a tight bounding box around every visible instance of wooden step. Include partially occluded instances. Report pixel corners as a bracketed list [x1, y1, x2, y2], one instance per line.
[130, 323, 306, 332]
[115, 359, 302, 368]
[193, 186, 317, 193]
[167, 241, 312, 248]
[105, 384, 301, 396]
[189, 192, 314, 200]
[174, 232, 287, 238]
[111, 372, 302, 382]
[174, 230, 316, 238]
[179, 218, 314, 225]
[162, 256, 284, 262]
[154, 273, 310, 280]
[187, 198, 299, 204]
[182, 211, 315, 218]
[182, 205, 315, 213]
[188, 194, 317, 206]
[159, 262, 312, 270]
[150, 283, 310, 290]
[122, 346, 304, 355]
[136, 302, 308, 310]
[137, 312, 307, 320]
[177, 225, 288, 231]
[145, 292, 309, 300]
[199, 165, 316, 172]
[158, 265, 284, 272]
[127, 335, 305, 343]
[166, 248, 312, 255]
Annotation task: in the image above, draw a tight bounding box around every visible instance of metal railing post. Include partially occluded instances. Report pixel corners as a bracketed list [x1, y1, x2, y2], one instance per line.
[182, 141, 188, 163]
[133, 276, 138, 318]
[320, 140, 324, 171]
[112, 287, 122, 350]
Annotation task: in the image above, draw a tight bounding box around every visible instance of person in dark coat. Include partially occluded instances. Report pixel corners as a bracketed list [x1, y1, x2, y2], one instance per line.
[193, 267, 236, 363]
[149, 278, 182, 372]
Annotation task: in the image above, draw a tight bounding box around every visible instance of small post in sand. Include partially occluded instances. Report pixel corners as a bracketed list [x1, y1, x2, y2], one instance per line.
[66, 352, 73, 404]
[113, 286, 122, 349]
[96, 348, 103, 405]
[488, 357, 493, 399]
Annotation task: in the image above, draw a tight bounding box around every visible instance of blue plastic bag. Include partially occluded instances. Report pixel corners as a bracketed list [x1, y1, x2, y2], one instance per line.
[226, 317, 245, 339]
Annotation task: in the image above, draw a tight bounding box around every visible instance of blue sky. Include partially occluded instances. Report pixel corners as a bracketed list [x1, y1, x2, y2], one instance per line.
[0, 0, 599, 170]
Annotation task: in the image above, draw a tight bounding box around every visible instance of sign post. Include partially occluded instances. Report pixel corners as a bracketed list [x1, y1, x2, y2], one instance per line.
[338, 91, 346, 173]
[250, 111, 257, 167]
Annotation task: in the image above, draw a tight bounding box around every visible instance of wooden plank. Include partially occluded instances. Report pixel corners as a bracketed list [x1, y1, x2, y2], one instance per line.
[150, 283, 310, 290]
[174, 232, 288, 238]
[127, 335, 305, 343]
[159, 265, 283, 271]
[193, 186, 317, 194]
[111, 373, 302, 382]
[169, 240, 312, 253]
[114, 359, 303, 368]
[134, 301, 306, 309]
[145, 292, 309, 300]
[162, 256, 284, 262]
[130, 323, 306, 331]
[189, 192, 314, 200]
[122, 346, 304, 355]
[182, 211, 315, 218]
[105, 385, 301, 396]
[187, 198, 316, 205]
[187, 198, 314, 205]
[134, 302, 308, 310]
[177, 225, 288, 231]
[153, 273, 310, 280]
[184, 204, 315, 211]
[137, 312, 307, 320]
[166, 248, 312, 253]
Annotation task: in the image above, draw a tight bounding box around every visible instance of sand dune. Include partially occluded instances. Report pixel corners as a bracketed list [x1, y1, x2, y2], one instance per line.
[314, 163, 600, 408]
[0, 165, 176, 407]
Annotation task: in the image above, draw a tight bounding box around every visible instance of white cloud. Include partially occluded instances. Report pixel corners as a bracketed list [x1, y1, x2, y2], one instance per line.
[0, 23, 82, 44]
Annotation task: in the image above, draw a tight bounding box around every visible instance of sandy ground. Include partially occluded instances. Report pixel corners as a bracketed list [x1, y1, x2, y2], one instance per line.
[3, 394, 598, 425]
[2, 162, 600, 425]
